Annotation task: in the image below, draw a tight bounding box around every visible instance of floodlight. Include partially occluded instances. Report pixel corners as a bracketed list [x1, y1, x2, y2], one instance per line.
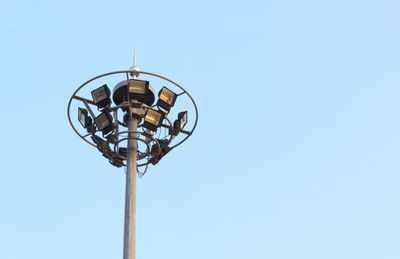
[118, 147, 127, 158]
[91, 135, 111, 156]
[170, 111, 188, 136]
[94, 112, 114, 135]
[113, 80, 155, 106]
[91, 135, 106, 146]
[110, 157, 123, 167]
[91, 84, 111, 109]
[129, 79, 149, 94]
[176, 111, 187, 130]
[156, 86, 177, 112]
[109, 152, 123, 167]
[149, 139, 170, 165]
[143, 109, 164, 131]
[78, 107, 92, 128]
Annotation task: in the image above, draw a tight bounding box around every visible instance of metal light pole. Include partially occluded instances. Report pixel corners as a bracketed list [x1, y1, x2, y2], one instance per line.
[123, 113, 137, 259]
[123, 59, 139, 259]
[67, 50, 198, 259]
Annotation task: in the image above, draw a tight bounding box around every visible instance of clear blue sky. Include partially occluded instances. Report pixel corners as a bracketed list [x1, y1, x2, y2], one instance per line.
[1, 0, 400, 258]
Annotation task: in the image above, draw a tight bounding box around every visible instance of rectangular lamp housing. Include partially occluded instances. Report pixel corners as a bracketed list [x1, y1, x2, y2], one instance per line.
[78, 107, 92, 128]
[178, 111, 187, 129]
[129, 79, 149, 95]
[157, 86, 177, 112]
[143, 109, 164, 131]
[94, 112, 113, 135]
[91, 84, 111, 108]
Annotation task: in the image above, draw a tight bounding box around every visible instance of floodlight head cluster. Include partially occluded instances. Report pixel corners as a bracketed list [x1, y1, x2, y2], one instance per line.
[68, 68, 198, 173]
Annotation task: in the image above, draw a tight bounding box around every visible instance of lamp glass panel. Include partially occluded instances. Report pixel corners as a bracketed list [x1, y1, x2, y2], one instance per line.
[78, 108, 84, 126]
[129, 80, 147, 94]
[92, 86, 109, 103]
[95, 113, 111, 130]
[145, 109, 162, 126]
[180, 112, 187, 129]
[159, 87, 176, 105]
[78, 108, 90, 128]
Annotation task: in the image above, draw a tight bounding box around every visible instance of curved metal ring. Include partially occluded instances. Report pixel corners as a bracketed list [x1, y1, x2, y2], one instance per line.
[108, 130, 161, 167]
[110, 134, 151, 161]
[111, 137, 151, 167]
[109, 130, 152, 156]
[67, 70, 198, 150]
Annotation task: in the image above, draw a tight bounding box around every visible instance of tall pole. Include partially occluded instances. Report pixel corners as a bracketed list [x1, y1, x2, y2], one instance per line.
[123, 111, 137, 259]
[123, 48, 139, 259]
[67, 48, 198, 259]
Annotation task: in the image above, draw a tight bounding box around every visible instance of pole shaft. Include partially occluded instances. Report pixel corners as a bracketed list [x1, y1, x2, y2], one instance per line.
[123, 116, 137, 259]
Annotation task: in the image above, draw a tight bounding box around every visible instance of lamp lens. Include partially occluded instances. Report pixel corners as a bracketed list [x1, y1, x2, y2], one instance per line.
[91, 85, 110, 104]
[95, 113, 111, 130]
[92, 89, 107, 103]
[79, 112, 85, 127]
[180, 112, 187, 129]
[78, 108, 89, 127]
[159, 87, 176, 105]
[78, 108, 85, 126]
[145, 109, 162, 126]
[93, 91, 106, 102]
[129, 80, 147, 94]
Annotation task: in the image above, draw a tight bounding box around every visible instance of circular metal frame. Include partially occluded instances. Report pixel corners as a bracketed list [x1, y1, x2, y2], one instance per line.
[67, 70, 198, 163]
[107, 130, 162, 167]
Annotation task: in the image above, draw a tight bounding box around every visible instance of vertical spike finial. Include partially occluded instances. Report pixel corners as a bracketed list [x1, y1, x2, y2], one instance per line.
[130, 46, 140, 78]
[134, 47, 136, 67]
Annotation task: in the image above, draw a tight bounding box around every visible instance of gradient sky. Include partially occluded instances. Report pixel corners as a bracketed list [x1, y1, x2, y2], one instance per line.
[1, 1, 400, 259]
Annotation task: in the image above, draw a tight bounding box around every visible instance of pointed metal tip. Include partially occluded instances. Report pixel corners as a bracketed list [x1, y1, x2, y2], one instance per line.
[130, 47, 140, 78]
[134, 47, 136, 67]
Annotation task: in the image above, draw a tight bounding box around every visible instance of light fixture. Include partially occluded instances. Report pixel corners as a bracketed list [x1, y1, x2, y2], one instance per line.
[91, 135, 111, 153]
[170, 111, 188, 136]
[149, 139, 170, 165]
[109, 152, 124, 167]
[91, 135, 106, 146]
[91, 84, 111, 109]
[118, 147, 127, 158]
[157, 86, 177, 112]
[143, 108, 164, 131]
[78, 107, 92, 128]
[94, 112, 114, 135]
[110, 157, 123, 167]
[91, 135, 115, 160]
[113, 80, 155, 106]
[176, 111, 187, 130]
[129, 79, 149, 95]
